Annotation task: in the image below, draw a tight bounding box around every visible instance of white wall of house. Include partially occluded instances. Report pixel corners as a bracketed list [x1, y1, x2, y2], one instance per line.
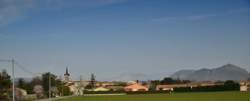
[240, 85, 248, 92]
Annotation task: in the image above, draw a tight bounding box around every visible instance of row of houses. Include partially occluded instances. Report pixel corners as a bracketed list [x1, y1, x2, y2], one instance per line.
[66, 80, 250, 94]
[63, 68, 250, 95]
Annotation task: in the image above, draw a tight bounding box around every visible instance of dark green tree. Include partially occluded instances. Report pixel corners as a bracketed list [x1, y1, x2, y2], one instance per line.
[31, 76, 42, 86]
[160, 77, 191, 84]
[17, 78, 25, 89]
[17, 78, 34, 94]
[55, 78, 72, 96]
[0, 69, 11, 101]
[161, 77, 175, 84]
[42, 72, 57, 97]
[149, 80, 161, 91]
[224, 80, 239, 90]
[58, 85, 72, 96]
[90, 73, 96, 89]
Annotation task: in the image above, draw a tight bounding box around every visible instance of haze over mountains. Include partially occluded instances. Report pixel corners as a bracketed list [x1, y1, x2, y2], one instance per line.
[107, 64, 250, 81]
[17, 64, 249, 82]
[171, 64, 250, 81]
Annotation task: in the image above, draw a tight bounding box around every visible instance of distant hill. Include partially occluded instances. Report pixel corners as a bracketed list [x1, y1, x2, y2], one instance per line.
[171, 64, 250, 81]
[107, 73, 150, 81]
[106, 72, 170, 81]
[170, 70, 195, 80]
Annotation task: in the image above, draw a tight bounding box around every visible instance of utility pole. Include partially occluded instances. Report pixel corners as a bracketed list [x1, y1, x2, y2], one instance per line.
[80, 75, 82, 96]
[1, 59, 16, 101]
[59, 76, 63, 96]
[11, 59, 15, 101]
[48, 72, 51, 100]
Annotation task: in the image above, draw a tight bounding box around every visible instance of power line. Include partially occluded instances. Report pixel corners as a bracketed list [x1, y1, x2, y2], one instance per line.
[14, 61, 42, 76]
[1, 59, 43, 77]
[1, 59, 59, 100]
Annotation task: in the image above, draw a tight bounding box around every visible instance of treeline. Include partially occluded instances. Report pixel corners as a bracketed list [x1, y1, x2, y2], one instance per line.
[149, 77, 192, 91]
[0, 70, 12, 101]
[150, 77, 240, 92]
[174, 80, 240, 92]
[17, 72, 72, 98]
[0, 69, 72, 101]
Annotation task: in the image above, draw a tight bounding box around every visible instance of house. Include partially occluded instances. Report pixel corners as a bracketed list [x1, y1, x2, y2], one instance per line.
[156, 84, 187, 91]
[124, 83, 149, 91]
[65, 80, 87, 95]
[93, 87, 110, 91]
[95, 82, 116, 87]
[63, 68, 87, 95]
[240, 81, 250, 92]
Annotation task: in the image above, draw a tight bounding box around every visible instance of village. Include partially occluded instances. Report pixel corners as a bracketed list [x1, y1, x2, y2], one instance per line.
[2, 67, 249, 101]
[62, 68, 250, 95]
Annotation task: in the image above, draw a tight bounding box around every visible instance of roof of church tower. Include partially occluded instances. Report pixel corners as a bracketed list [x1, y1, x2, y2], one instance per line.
[64, 67, 70, 76]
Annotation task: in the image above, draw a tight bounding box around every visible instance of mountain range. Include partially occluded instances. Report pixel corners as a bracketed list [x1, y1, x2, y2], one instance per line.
[171, 64, 250, 81]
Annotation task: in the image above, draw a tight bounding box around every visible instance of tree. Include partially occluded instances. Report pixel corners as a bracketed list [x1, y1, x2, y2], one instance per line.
[17, 78, 25, 89]
[84, 84, 92, 90]
[0, 69, 11, 101]
[161, 77, 175, 84]
[21, 76, 43, 94]
[33, 85, 45, 99]
[58, 86, 72, 96]
[54, 78, 71, 96]
[42, 72, 57, 97]
[160, 77, 191, 85]
[31, 76, 42, 86]
[16, 78, 32, 94]
[149, 80, 160, 91]
[90, 73, 96, 89]
[224, 80, 239, 90]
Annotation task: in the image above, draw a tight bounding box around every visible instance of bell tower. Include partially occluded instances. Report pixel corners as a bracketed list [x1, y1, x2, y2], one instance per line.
[64, 67, 70, 82]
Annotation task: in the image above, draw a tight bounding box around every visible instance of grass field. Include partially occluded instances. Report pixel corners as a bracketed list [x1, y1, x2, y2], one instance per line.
[56, 92, 250, 101]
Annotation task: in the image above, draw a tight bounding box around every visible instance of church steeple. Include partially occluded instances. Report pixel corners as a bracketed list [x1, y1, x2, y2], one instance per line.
[64, 67, 70, 76]
[64, 67, 70, 82]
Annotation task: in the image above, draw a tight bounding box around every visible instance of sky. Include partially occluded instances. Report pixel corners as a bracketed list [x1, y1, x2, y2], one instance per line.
[0, 0, 250, 81]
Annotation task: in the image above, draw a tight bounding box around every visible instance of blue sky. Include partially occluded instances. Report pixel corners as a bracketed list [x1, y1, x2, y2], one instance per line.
[0, 0, 250, 80]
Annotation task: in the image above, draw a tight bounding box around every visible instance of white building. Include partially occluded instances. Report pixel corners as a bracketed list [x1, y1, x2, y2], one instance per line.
[64, 68, 87, 95]
[240, 81, 250, 92]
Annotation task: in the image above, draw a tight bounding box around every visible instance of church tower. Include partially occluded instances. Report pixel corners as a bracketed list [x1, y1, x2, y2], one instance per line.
[64, 67, 70, 82]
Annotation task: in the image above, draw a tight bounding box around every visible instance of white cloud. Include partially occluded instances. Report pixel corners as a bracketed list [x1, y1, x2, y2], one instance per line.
[0, 0, 35, 26]
[0, 0, 129, 27]
[186, 14, 217, 20]
[152, 8, 250, 23]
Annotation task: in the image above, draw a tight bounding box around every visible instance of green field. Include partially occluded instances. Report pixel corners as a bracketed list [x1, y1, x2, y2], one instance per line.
[56, 92, 250, 101]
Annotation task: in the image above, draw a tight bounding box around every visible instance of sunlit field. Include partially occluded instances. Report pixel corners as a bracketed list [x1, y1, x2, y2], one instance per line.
[56, 91, 250, 101]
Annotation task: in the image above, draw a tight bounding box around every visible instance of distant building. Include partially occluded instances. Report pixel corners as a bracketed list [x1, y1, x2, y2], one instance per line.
[64, 67, 70, 82]
[240, 81, 250, 92]
[93, 87, 110, 91]
[124, 83, 149, 91]
[127, 81, 137, 85]
[95, 82, 116, 87]
[63, 68, 86, 95]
